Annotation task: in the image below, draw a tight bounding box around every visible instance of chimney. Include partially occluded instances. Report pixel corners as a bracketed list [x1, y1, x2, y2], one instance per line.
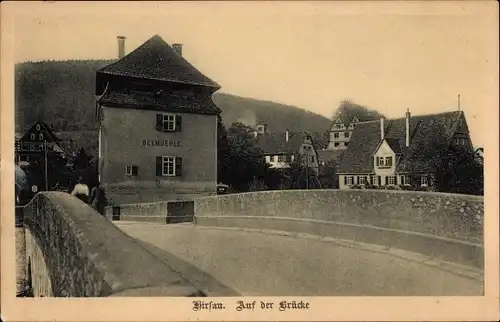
[285, 129, 290, 142]
[117, 36, 126, 59]
[405, 108, 411, 147]
[380, 118, 385, 140]
[172, 43, 183, 57]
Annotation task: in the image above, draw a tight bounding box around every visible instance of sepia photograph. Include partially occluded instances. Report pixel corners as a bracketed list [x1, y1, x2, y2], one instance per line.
[1, 1, 498, 321]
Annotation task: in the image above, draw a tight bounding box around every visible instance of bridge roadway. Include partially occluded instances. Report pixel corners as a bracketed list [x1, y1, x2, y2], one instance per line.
[115, 221, 483, 296]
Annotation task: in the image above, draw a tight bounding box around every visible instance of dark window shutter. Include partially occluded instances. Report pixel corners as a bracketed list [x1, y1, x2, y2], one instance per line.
[377, 176, 381, 185]
[175, 115, 182, 132]
[388, 157, 393, 167]
[354, 176, 357, 185]
[156, 114, 163, 131]
[175, 157, 183, 176]
[376, 157, 379, 166]
[132, 165, 138, 176]
[156, 156, 162, 176]
[344, 175, 347, 185]
[385, 176, 388, 185]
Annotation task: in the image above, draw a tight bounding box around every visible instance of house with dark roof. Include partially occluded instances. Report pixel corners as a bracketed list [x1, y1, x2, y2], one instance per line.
[96, 35, 221, 204]
[255, 129, 320, 174]
[326, 109, 373, 151]
[15, 121, 66, 166]
[337, 109, 473, 190]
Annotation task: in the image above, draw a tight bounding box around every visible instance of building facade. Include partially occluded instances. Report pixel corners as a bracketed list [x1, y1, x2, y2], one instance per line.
[255, 128, 320, 174]
[15, 121, 66, 166]
[96, 35, 221, 204]
[337, 110, 473, 190]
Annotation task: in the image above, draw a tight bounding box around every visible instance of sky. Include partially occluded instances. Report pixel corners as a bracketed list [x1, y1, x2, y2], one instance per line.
[5, 1, 499, 147]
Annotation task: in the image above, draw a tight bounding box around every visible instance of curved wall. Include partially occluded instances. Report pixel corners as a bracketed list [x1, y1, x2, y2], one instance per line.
[22, 192, 204, 297]
[194, 189, 484, 268]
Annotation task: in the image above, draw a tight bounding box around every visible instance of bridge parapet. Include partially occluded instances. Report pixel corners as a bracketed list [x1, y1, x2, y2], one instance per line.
[194, 189, 484, 268]
[22, 192, 203, 297]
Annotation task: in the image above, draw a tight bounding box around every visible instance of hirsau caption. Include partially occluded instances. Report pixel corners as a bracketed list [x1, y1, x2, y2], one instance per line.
[192, 300, 225, 311]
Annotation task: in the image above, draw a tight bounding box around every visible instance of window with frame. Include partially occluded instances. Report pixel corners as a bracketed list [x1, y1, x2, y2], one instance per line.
[346, 176, 353, 185]
[421, 175, 428, 186]
[271, 155, 276, 162]
[344, 132, 350, 138]
[372, 175, 379, 186]
[125, 165, 138, 176]
[310, 155, 314, 163]
[156, 113, 182, 132]
[402, 175, 410, 185]
[359, 176, 366, 185]
[278, 155, 283, 162]
[18, 155, 29, 162]
[30, 133, 35, 140]
[39, 134, 44, 140]
[36, 124, 41, 130]
[162, 157, 176, 176]
[334, 132, 340, 138]
[156, 156, 182, 177]
[385, 157, 393, 167]
[163, 114, 175, 131]
[334, 142, 340, 147]
[344, 142, 349, 147]
[387, 176, 395, 185]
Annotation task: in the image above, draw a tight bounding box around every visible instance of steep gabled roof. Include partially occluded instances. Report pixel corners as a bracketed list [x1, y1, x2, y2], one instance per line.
[255, 132, 312, 155]
[337, 111, 465, 174]
[20, 121, 61, 144]
[97, 35, 220, 89]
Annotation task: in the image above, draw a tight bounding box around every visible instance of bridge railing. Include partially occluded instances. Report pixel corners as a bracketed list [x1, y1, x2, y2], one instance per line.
[20, 192, 204, 297]
[194, 189, 484, 268]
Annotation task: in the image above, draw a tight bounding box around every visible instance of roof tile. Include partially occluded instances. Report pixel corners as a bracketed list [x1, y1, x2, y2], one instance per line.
[98, 35, 220, 89]
[337, 111, 465, 174]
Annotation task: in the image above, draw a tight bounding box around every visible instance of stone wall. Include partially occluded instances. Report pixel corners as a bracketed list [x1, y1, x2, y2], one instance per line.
[22, 192, 203, 297]
[104, 200, 194, 224]
[194, 189, 484, 268]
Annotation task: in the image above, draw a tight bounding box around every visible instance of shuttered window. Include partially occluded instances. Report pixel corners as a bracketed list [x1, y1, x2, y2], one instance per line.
[156, 113, 182, 132]
[125, 165, 138, 176]
[156, 156, 183, 177]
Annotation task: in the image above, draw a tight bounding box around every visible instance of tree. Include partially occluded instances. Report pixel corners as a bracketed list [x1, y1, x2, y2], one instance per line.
[318, 159, 338, 189]
[72, 147, 92, 170]
[219, 122, 269, 192]
[23, 150, 69, 191]
[285, 153, 321, 189]
[311, 130, 330, 150]
[404, 126, 483, 195]
[332, 100, 385, 121]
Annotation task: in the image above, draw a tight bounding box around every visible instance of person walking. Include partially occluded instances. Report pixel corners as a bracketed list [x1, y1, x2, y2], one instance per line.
[89, 181, 106, 215]
[71, 176, 89, 203]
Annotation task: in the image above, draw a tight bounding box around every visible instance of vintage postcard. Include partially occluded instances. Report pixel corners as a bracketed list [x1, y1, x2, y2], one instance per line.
[1, 1, 499, 321]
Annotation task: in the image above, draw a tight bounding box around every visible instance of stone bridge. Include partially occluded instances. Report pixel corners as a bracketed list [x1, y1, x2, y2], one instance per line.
[16, 189, 484, 297]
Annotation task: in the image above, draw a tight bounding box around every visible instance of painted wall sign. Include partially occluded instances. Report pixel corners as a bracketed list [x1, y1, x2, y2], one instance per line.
[142, 140, 182, 147]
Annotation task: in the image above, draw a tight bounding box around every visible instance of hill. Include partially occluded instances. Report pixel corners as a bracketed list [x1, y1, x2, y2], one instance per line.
[15, 60, 332, 154]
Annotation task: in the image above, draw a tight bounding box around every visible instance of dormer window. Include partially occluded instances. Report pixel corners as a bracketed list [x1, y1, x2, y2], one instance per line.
[376, 156, 393, 168]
